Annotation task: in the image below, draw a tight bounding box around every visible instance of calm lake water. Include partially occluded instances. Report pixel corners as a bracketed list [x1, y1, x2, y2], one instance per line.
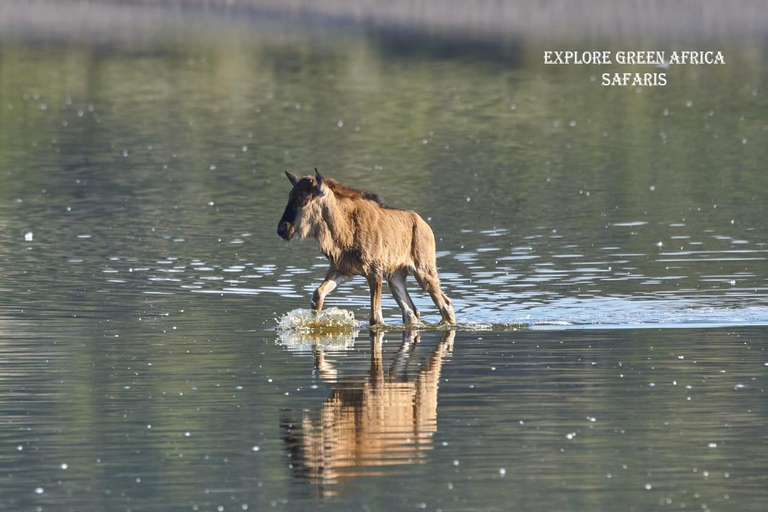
[0, 9, 767, 512]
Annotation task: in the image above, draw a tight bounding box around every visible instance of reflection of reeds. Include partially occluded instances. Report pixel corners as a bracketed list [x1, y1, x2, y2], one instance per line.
[281, 330, 454, 496]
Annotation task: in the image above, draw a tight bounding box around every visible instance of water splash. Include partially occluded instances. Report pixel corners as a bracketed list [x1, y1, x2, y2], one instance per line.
[276, 308, 359, 334]
[276, 308, 360, 351]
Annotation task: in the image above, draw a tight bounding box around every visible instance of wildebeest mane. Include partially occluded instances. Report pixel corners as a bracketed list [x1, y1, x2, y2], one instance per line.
[326, 178, 387, 207]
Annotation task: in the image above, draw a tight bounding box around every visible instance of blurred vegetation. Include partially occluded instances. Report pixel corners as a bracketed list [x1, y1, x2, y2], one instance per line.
[0, 28, 765, 308]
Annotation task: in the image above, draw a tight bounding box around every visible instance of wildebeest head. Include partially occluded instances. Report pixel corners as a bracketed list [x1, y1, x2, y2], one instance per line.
[277, 168, 329, 240]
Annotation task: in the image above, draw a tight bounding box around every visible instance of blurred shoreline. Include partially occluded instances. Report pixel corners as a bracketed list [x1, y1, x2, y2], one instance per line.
[1, 0, 767, 43]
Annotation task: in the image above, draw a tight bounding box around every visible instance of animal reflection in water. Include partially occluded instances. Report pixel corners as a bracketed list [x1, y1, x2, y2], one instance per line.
[281, 330, 455, 496]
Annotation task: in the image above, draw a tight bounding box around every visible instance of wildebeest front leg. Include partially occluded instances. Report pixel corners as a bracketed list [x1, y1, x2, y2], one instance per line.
[311, 266, 345, 310]
[366, 271, 384, 325]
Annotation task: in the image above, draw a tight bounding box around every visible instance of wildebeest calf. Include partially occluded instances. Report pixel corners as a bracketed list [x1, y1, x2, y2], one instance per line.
[277, 169, 456, 326]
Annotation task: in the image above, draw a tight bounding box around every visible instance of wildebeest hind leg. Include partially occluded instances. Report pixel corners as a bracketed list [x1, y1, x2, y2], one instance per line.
[387, 268, 419, 324]
[415, 267, 456, 325]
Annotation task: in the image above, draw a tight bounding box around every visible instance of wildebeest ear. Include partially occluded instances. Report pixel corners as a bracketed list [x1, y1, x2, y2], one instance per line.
[285, 171, 299, 187]
[314, 168, 328, 196]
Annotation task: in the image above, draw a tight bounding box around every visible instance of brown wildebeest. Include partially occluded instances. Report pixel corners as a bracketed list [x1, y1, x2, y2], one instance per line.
[277, 169, 456, 326]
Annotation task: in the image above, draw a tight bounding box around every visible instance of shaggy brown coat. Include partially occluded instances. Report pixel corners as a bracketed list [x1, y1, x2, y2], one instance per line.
[277, 169, 455, 325]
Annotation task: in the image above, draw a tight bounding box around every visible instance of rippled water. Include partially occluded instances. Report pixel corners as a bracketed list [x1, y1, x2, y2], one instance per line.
[2, 322, 767, 511]
[1, 9, 767, 511]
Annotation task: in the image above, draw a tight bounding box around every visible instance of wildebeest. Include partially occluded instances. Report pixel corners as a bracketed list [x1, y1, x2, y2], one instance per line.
[277, 169, 456, 326]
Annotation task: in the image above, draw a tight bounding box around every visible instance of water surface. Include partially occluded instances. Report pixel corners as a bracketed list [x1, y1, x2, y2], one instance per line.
[0, 10, 767, 511]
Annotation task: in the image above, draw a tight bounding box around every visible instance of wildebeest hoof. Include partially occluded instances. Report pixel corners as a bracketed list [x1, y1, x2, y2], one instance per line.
[403, 312, 420, 325]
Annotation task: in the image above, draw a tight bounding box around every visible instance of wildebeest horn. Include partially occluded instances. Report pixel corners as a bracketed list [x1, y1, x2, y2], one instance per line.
[285, 171, 299, 187]
[314, 168, 328, 196]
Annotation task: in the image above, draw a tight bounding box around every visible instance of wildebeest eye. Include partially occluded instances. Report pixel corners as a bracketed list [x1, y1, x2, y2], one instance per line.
[298, 195, 310, 207]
